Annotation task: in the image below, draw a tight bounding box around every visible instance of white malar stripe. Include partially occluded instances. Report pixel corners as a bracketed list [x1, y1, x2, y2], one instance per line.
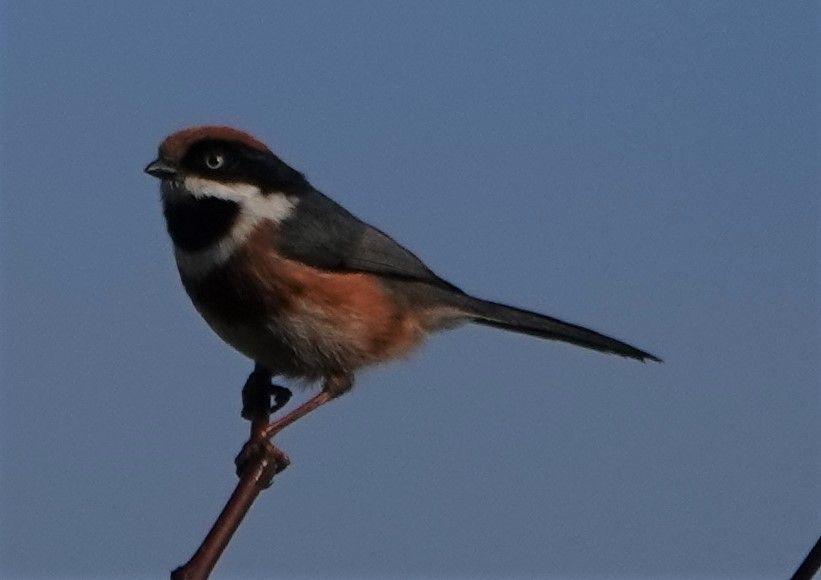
[161, 177, 259, 204]
[180, 176, 298, 224]
[170, 176, 299, 279]
[179, 176, 261, 202]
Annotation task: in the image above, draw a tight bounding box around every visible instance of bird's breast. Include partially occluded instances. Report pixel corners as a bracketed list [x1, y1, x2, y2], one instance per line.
[179, 224, 427, 378]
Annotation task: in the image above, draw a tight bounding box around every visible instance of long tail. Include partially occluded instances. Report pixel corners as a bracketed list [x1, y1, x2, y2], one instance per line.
[459, 296, 661, 362]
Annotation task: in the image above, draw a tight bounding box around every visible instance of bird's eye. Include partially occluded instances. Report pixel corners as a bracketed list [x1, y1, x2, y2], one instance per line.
[205, 153, 225, 169]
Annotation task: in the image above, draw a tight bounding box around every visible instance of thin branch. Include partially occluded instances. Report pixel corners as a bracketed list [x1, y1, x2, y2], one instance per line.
[170, 377, 290, 580]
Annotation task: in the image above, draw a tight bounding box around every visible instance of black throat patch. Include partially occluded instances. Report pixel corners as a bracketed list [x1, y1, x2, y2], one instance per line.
[163, 196, 240, 252]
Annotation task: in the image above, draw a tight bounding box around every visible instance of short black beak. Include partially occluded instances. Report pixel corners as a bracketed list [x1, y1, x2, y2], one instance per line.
[144, 158, 178, 179]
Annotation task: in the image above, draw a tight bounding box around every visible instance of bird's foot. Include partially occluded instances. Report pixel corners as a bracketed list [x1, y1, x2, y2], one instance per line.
[234, 436, 290, 485]
[240, 371, 292, 421]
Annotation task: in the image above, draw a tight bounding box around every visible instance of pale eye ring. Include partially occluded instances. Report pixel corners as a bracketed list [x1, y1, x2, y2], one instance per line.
[205, 153, 225, 169]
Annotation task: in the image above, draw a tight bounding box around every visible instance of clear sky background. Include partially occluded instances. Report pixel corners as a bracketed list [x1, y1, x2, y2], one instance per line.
[1, 2, 818, 579]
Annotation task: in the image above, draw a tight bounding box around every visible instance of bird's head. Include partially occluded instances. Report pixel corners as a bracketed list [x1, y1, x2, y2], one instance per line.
[145, 126, 309, 203]
[146, 126, 308, 264]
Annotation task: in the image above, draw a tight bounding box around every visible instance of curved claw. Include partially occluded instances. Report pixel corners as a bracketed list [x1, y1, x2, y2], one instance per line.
[269, 385, 293, 414]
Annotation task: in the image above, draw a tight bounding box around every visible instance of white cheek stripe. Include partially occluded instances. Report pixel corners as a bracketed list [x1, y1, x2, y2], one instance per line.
[182, 176, 262, 202]
[169, 176, 298, 279]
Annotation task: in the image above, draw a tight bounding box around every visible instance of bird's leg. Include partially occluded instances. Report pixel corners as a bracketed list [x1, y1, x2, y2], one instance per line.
[259, 374, 353, 440]
[240, 364, 292, 421]
[235, 365, 293, 480]
[240, 367, 271, 420]
[235, 374, 351, 478]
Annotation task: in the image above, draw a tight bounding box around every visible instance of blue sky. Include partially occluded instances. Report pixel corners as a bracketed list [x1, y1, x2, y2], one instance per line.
[1, 2, 818, 578]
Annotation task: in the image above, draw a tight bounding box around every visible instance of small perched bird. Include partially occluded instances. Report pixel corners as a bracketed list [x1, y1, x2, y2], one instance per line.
[145, 126, 659, 436]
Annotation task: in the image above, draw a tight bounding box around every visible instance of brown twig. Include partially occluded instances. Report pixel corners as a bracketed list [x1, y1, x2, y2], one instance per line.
[170, 376, 290, 580]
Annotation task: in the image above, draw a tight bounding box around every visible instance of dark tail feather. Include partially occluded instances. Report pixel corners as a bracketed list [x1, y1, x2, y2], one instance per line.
[461, 296, 661, 362]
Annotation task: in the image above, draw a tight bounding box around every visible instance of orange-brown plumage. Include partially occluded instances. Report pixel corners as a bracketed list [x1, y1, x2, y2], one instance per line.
[182, 222, 427, 382]
[243, 223, 426, 364]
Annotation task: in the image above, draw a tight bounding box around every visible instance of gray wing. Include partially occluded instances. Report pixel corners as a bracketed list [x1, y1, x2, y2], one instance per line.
[276, 191, 660, 362]
[277, 189, 463, 293]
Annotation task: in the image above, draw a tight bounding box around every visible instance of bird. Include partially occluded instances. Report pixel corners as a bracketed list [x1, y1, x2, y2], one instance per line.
[145, 126, 660, 439]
